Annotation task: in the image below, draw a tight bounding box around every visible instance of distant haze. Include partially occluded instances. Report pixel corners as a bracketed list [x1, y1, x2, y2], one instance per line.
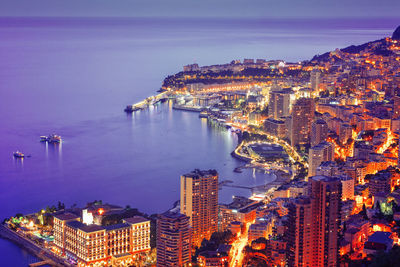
[1, 0, 400, 18]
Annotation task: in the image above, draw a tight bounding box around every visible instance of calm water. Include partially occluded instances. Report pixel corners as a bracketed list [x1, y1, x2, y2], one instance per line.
[0, 17, 398, 264]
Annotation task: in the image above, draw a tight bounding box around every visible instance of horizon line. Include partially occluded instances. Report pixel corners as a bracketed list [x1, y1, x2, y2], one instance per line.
[0, 15, 399, 20]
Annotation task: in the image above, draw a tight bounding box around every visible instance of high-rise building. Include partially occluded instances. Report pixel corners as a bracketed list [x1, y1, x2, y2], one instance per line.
[393, 95, 400, 119]
[157, 211, 191, 267]
[308, 141, 335, 177]
[309, 176, 342, 267]
[286, 197, 314, 267]
[286, 176, 342, 267]
[310, 68, 321, 94]
[311, 119, 328, 146]
[269, 90, 291, 119]
[180, 169, 218, 247]
[290, 98, 315, 146]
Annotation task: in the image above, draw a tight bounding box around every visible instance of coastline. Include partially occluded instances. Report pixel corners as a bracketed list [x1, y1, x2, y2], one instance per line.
[0, 224, 66, 267]
[230, 141, 293, 196]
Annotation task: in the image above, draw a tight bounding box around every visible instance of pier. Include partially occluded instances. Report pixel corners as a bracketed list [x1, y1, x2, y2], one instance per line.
[125, 91, 169, 112]
[219, 180, 257, 192]
[223, 184, 253, 190]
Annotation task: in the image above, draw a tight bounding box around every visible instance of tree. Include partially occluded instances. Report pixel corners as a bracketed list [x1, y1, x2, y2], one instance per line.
[375, 201, 384, 219]
[57, 201, 65, 211]
[194, 230, 234, 260]
[361, 204, 369, 220]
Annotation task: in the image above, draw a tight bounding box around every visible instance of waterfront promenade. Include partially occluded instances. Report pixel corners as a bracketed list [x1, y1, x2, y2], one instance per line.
[0, 224, 68, 267]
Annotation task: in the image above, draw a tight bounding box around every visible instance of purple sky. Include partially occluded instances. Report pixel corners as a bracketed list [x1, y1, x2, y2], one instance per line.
[1, 0, 400, 18]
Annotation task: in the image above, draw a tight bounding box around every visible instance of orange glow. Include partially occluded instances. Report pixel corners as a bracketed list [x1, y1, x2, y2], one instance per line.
[98, 208, 105, 215]
[376, 129, 395, 154]
[327, 136, 354, 160]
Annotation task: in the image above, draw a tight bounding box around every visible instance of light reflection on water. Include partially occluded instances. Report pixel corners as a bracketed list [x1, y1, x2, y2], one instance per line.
[0, 16, 395, 265]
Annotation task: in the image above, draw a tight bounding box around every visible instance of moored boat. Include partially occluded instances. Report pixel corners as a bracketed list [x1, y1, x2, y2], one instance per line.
[124, 105, 140, 113]
[199, 111, 208, 118]
[13, 151, 24, 158]
[48, 134, 61, 143]
[40, 134, 62, 143]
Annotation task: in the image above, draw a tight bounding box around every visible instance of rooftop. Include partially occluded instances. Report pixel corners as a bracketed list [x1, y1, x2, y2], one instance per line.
[222, 196, 255, 210]
[66, 221, 104, 233]
[85, 203, 124, 213]
[199, 251, 227, 258]
[159, 210, 189, 220]
[367, 231, 393, 244]
[310, 175, 340, 183]
[53, 213, 79, 221]
[183, 169, 218, 178]
[123, 216, 149, 225]
[104, 223, 130, 231]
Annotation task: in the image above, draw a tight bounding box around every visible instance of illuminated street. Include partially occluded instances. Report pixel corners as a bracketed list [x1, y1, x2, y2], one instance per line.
[0, 3, 399, 265]
[229, 223, 250, 267]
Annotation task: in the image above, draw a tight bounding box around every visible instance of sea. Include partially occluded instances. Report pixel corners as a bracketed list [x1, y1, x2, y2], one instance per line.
[0, 16, 398, 265]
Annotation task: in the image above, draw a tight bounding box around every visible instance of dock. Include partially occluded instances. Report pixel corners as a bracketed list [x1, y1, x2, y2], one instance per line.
[219, 180, 257, 192]
[125, 91, 169, 112]
[172, 104, 203, 112]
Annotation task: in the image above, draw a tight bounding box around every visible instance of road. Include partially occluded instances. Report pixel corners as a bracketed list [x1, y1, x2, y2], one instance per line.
[229, 222, 250, 267]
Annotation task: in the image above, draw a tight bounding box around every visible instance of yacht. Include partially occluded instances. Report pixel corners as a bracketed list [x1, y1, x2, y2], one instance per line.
[13, 151, 24, 158]
[48, 134, 62, 143]
[40, 134, 62, 143]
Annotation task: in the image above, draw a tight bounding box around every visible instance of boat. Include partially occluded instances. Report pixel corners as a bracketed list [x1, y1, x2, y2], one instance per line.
[199, 111, 208, 118]
[233, 167, 243, 173]
[124, 105, 134, 112]
[40, 134, 62, 143]
[48, 134, 61, 143]
[13, 151, 25, 158]
[124, 105, 140, 113]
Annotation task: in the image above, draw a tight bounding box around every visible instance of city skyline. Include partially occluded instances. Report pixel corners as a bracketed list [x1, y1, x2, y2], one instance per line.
[1, 1, 400, 266]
